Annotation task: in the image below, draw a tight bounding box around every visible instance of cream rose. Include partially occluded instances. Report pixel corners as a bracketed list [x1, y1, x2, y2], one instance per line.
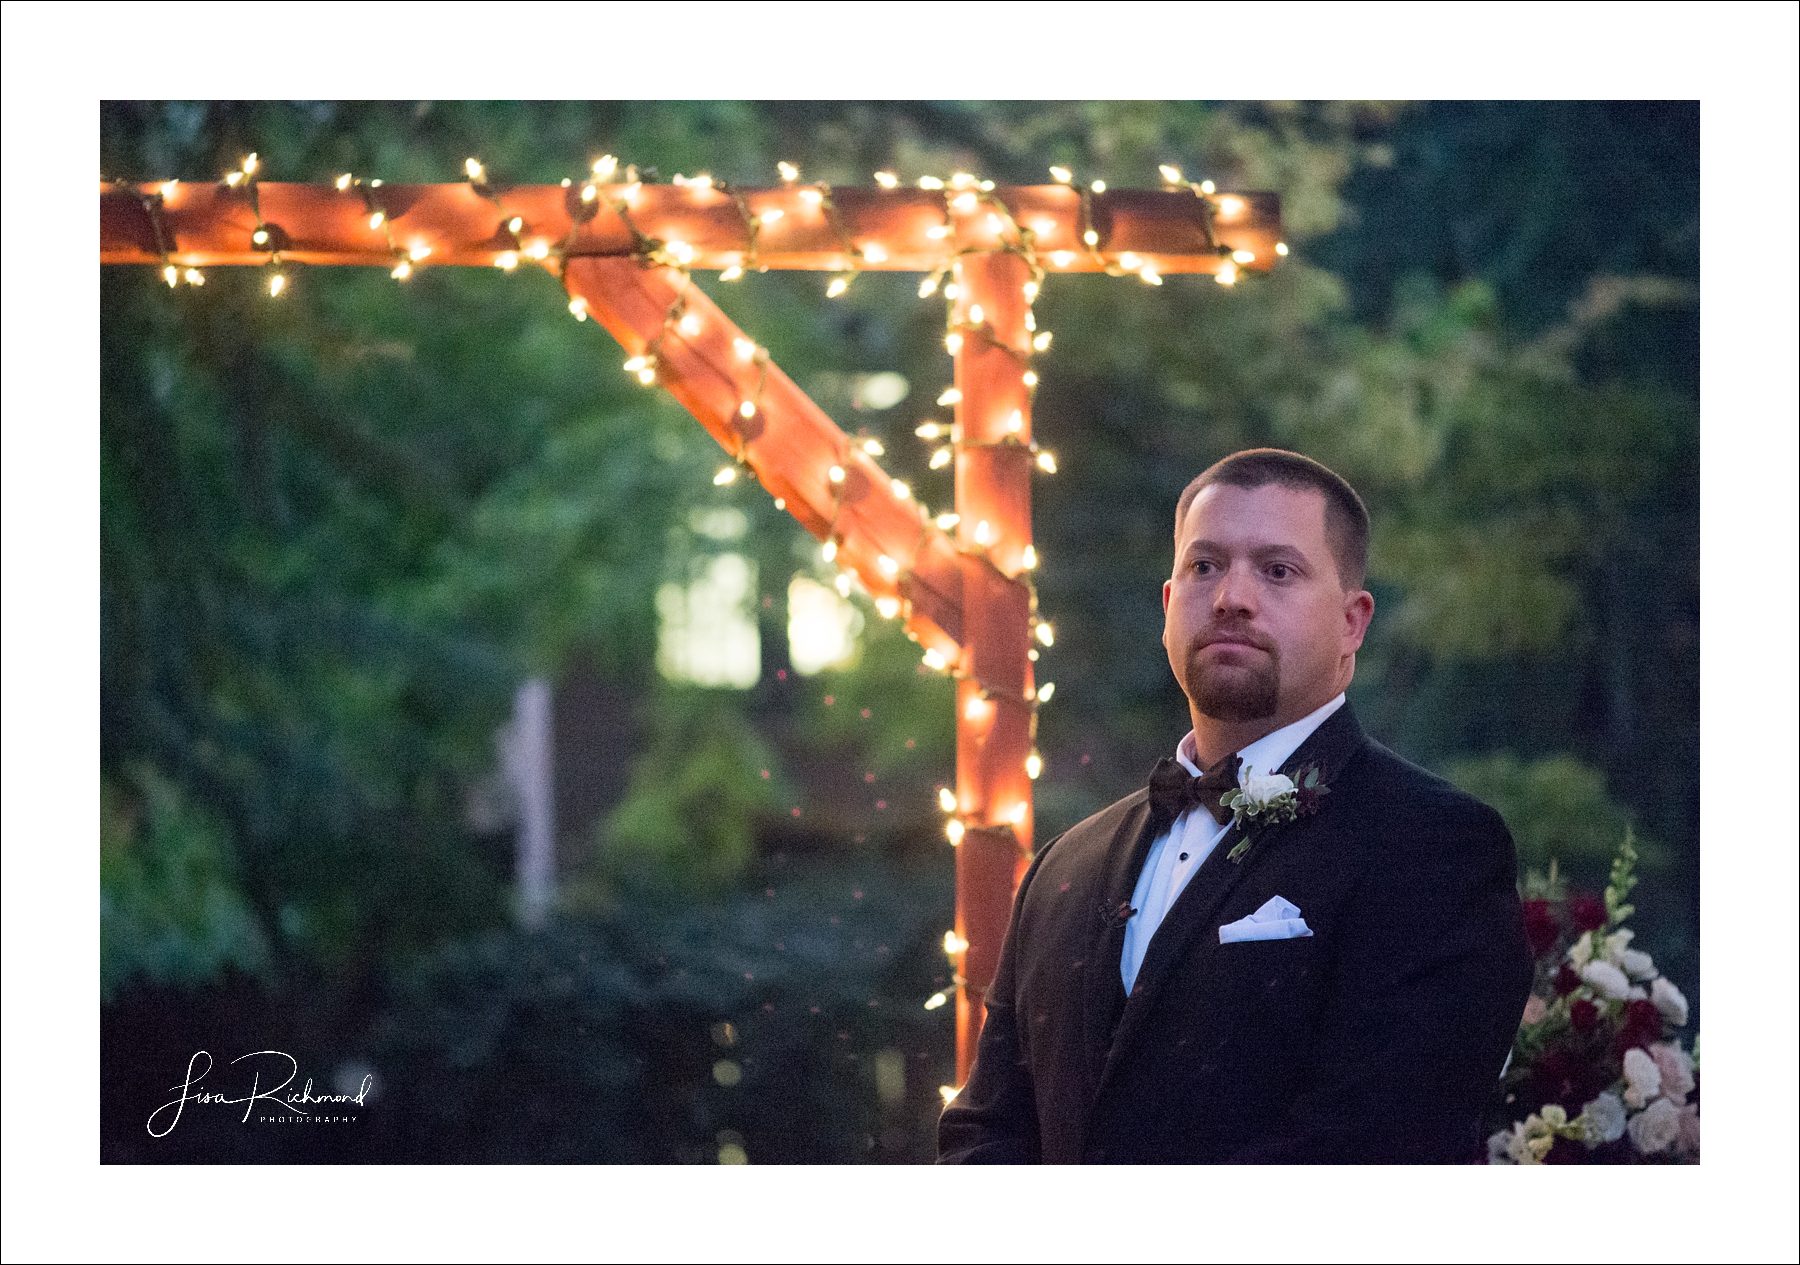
[1627, 1097, 1681, 1154]
[1621, 1046, 1662, 1109]
[1237, 770, 1295, 806]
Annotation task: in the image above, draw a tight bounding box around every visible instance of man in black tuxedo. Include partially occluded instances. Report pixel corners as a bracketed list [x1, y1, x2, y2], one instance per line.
[939, 449, 1532, 1163]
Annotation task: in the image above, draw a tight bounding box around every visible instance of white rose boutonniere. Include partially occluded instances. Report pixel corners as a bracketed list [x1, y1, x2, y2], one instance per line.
[1223, 763, 1329, 864]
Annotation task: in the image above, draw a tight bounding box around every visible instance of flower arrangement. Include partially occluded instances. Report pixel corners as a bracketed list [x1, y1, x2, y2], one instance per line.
[1487, 831, 1699, 1163]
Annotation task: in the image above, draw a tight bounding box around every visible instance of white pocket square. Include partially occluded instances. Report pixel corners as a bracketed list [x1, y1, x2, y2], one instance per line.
[1219, 895, 1314, 944]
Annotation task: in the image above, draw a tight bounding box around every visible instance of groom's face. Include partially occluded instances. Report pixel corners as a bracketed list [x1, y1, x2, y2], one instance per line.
[1163, 482, 1373, 726]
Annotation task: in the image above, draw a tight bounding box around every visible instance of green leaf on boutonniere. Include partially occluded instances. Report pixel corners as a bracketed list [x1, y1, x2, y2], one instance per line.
[1227, 837, 1253, 864]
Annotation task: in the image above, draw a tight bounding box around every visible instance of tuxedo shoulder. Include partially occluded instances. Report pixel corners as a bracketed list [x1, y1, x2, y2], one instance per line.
[1031, 788, 1148, 866]
[1341, 739, 1511, 843]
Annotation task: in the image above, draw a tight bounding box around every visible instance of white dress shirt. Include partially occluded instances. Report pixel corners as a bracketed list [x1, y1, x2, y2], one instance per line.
[1119, 693, 1345, 993]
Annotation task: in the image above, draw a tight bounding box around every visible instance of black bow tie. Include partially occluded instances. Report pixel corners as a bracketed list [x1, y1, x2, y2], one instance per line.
[1148, 752, 1241, 829]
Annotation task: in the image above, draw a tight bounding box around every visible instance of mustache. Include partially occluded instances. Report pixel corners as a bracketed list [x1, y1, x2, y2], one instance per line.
[1190, 625, 1278, 655]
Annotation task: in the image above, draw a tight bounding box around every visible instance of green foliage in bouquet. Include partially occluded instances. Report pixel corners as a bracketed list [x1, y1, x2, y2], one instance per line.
[1487, 830, 1697, 1163]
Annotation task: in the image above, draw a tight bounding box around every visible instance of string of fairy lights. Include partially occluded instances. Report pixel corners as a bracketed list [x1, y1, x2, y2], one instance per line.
[115, 149, 1280, 1037]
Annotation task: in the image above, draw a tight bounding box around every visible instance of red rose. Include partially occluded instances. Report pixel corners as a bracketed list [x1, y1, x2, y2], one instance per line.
[1569, 998, 1599, 1030]
[1554, 964, 1583, 996]
[1569, 895, 1607, 932]
[1615, 998, 1662, 1056]
[1522, 900, 1560, 958]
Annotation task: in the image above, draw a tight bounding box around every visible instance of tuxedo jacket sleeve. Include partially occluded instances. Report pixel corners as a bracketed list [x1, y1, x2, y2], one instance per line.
[939, 704, 1533, 1164]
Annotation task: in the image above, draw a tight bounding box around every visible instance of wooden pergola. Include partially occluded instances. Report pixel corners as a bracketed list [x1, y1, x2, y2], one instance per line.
[100, 160, 1281, 1081]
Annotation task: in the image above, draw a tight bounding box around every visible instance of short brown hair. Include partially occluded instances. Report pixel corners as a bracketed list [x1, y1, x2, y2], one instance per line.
[1175, 449, 1370, 589]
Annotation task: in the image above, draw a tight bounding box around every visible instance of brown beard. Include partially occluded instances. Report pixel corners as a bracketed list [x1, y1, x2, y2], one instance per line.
[1185, 633, 1280, 722]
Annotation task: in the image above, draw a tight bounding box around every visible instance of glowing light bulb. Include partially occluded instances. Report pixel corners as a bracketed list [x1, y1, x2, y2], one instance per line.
[930, 448, 952, 470]
[720, 264, 744, 281]
[778, 161, 799, 182]
[876, 596, 900, 619]
[1006, 410, 1023, 433]
[1022, 545, 1039, 570]
[1200, 180, 1216, 194]
[826, 277, 849, 298]
[184, 268, 204, 286]
[1022, 371, 1038, 387]
[924, 993, 948, 1011]
[1052, 251, 1074, 267]
[759, 208, 784, 224]
[623, 356, 646, 372]
[1215, 263, 1238, 287]
[919, 276, 940, 297]
[822, 540, 838, 562]
[798, 188, 823, 205]
[582, 183, 598, 202]
[1091, 180, 1106, 194]
[774, 498, 786, 510]
[836, 573, 853, 597]
[968, 304, 984, 325]
[987, 214, 1002, 233]
[946, 819, 965, 845]
[267, 273, 285, 297]
[874, 171, 898, 188]
[828, 465, 846, 484]
[1119, 252, 1142, 271]
[916, 422, 944, 439]
[1049, 166, 1072, 183]
[1035, 622, 1055, 647]
[945, 333, 963, 354]
[368, 211, 385, 229]
[1217, 196, 1245, 219]
[242, 153, 258, 175]
[952, 192, 977, 212]
[692, 174, 714, 191]
[496, 251, 519, 270]
[1032, 219, 1057, 238]
[940, 1085, 960, 1104]
[863, 438, 884, 456]
[918, 176, 944, 190]
[1275, 242, 1289, 256]
[739, 401, 757, 419]
[465, 158, 484, 181]
[622, 182, 641, 201]
[1083, 229, 1099, 246]
[335, 173, 352, 191]
[877, 555, 899, 578]
[668, 241, 696, 265]
[734, 338, 756, 360]
[637, 367, 656, 385]
[569, 297, 588, 320]
[525, 241, 549, 260]
[1038, 681, 1056, 703]
[1033, 332, 1053, 351]
[951, 172, 975, 188]
[974, 521, 992, 545]
[408, 244, 432, 261]
[1026, 751, 1043, 779]
[159, 180, 178, 201]
[1160, 164, 1182, 184]
[252, 228, 269, 246]
[1008, 802, 1028, 825]
[944, 930, 969, 955]
[923, 648, 947, 671]
[163, 264, 179, 287]
[926, 225, 951, 240]
[1023, 281, 1039, 300]
[1232, 249, 1255, 264]
[714, 466, 738, 486]
[944, 283, 960, 300]
[593, 155, 618, 179]
[935, 513, 960, 530]
[1140, 268, 1163, 285]
[1025, 311, 1037, 332]
[937, 388, 961, 407]
[677, 312, 702, 336]
[861, 242, 887, 264]
[936, 786, 958, 814]
[1036, 450, 1058, 474]
[225, 171, 243, 187]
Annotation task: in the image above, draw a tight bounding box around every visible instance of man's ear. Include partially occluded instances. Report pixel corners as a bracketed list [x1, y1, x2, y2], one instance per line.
[1162, 578, 1172, 615]
[1343, 587, 1374, 651]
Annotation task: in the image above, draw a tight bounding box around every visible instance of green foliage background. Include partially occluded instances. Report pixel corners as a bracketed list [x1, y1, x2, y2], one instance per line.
[99, 101, 1697, 1162]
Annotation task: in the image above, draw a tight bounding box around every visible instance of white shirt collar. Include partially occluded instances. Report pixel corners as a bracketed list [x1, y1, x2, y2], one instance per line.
[1174, 693, 1346, 780]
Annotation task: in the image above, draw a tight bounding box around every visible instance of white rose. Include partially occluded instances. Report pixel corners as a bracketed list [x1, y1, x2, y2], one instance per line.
[1621, 1046, 1662, 1109]
[1578, 1091, 1627, 1144]
[1620, 948, 1657, 981]
[1581, 959, 1632, 1001]
[1626, 1096, 1681, 1154]
[1238, 770, 1295, 806]
[1649, 1042, 1696, 1100]
[1602, 927, 1634, 965]
[1651, 976, 1689, 1026]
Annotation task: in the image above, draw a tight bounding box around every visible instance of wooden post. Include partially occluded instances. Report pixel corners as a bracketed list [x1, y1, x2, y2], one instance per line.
[950, 250, 1037, 1082]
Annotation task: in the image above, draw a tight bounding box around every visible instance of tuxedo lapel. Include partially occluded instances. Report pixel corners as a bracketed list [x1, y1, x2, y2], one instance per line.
[1097, 705, 1370, 1088]
[1079, 793, 1161, 1094]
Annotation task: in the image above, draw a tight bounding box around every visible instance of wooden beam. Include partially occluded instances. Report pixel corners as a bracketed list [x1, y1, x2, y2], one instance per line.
[101, 181, 1282, 275]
